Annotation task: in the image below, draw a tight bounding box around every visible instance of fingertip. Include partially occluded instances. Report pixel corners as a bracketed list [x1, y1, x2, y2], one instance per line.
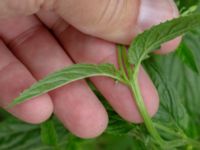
[71, 109, 108, 139]
[52, 82, 109, 139]
[138, 0, 179, 30]
[8, 94, 53, 124]
[62, 102, 108, 139]
[136, 0, 181, 54]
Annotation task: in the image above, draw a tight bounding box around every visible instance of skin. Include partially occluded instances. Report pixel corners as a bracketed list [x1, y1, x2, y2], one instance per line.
[0, 0, 180, 138]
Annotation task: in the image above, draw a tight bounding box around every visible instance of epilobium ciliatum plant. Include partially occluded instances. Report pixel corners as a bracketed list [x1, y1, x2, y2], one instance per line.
[10, 13, 200, 149]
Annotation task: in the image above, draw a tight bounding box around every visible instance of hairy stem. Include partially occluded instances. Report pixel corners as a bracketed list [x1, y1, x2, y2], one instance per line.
[129, 63, 164, 146]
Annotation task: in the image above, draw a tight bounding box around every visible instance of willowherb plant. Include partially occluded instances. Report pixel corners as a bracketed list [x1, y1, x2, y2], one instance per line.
[10, 13, 200, 149]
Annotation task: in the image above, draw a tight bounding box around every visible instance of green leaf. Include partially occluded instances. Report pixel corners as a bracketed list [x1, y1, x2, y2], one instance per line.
[155, 28, 200, 139]
[143, 59, 189, 130]
[128, 13, 200, 65]
[11, 64, 121, 106]
[143, 58, 200, 149]
[176, 42, 199, 74]
[40, 118, 58, 147]
[0, 115, 69, 150]
[142, 59, 200, 148]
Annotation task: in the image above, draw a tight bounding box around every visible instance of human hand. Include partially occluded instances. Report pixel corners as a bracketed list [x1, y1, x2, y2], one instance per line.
[0, 0, 180, 138]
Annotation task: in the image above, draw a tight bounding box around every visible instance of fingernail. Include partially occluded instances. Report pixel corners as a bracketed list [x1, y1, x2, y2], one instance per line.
[137, 0, 179, 32]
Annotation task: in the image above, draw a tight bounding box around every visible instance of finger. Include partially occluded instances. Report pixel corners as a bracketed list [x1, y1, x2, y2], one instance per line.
[53, 0, 140, 44]
[53, 0, 180, 52]
[0, 16, 108, 138]
[37, 14, 159, 123]
[0, 40, 53, 123]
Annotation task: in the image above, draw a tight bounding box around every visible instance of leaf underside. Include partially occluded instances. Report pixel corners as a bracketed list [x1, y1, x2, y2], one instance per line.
[11, 64, 120, 106]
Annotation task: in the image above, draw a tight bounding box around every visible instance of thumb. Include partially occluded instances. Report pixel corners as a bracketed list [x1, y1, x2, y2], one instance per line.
[54, 0, 140, 44]
[1, 0, 179, 46]
[53, 0, 179, 44]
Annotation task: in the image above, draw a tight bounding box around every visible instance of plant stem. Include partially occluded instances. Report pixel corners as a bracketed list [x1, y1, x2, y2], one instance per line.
[117, 46, 164, 146]
[129, 63, 164, 146]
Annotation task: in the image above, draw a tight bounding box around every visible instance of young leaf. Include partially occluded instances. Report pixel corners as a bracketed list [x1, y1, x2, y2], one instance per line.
[117, 45, 132, 79]
[128, 13, 200, 65]
[176, 42, 199, 74]
[11, 64, 122, 106]
[117, 45, 129, 81]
